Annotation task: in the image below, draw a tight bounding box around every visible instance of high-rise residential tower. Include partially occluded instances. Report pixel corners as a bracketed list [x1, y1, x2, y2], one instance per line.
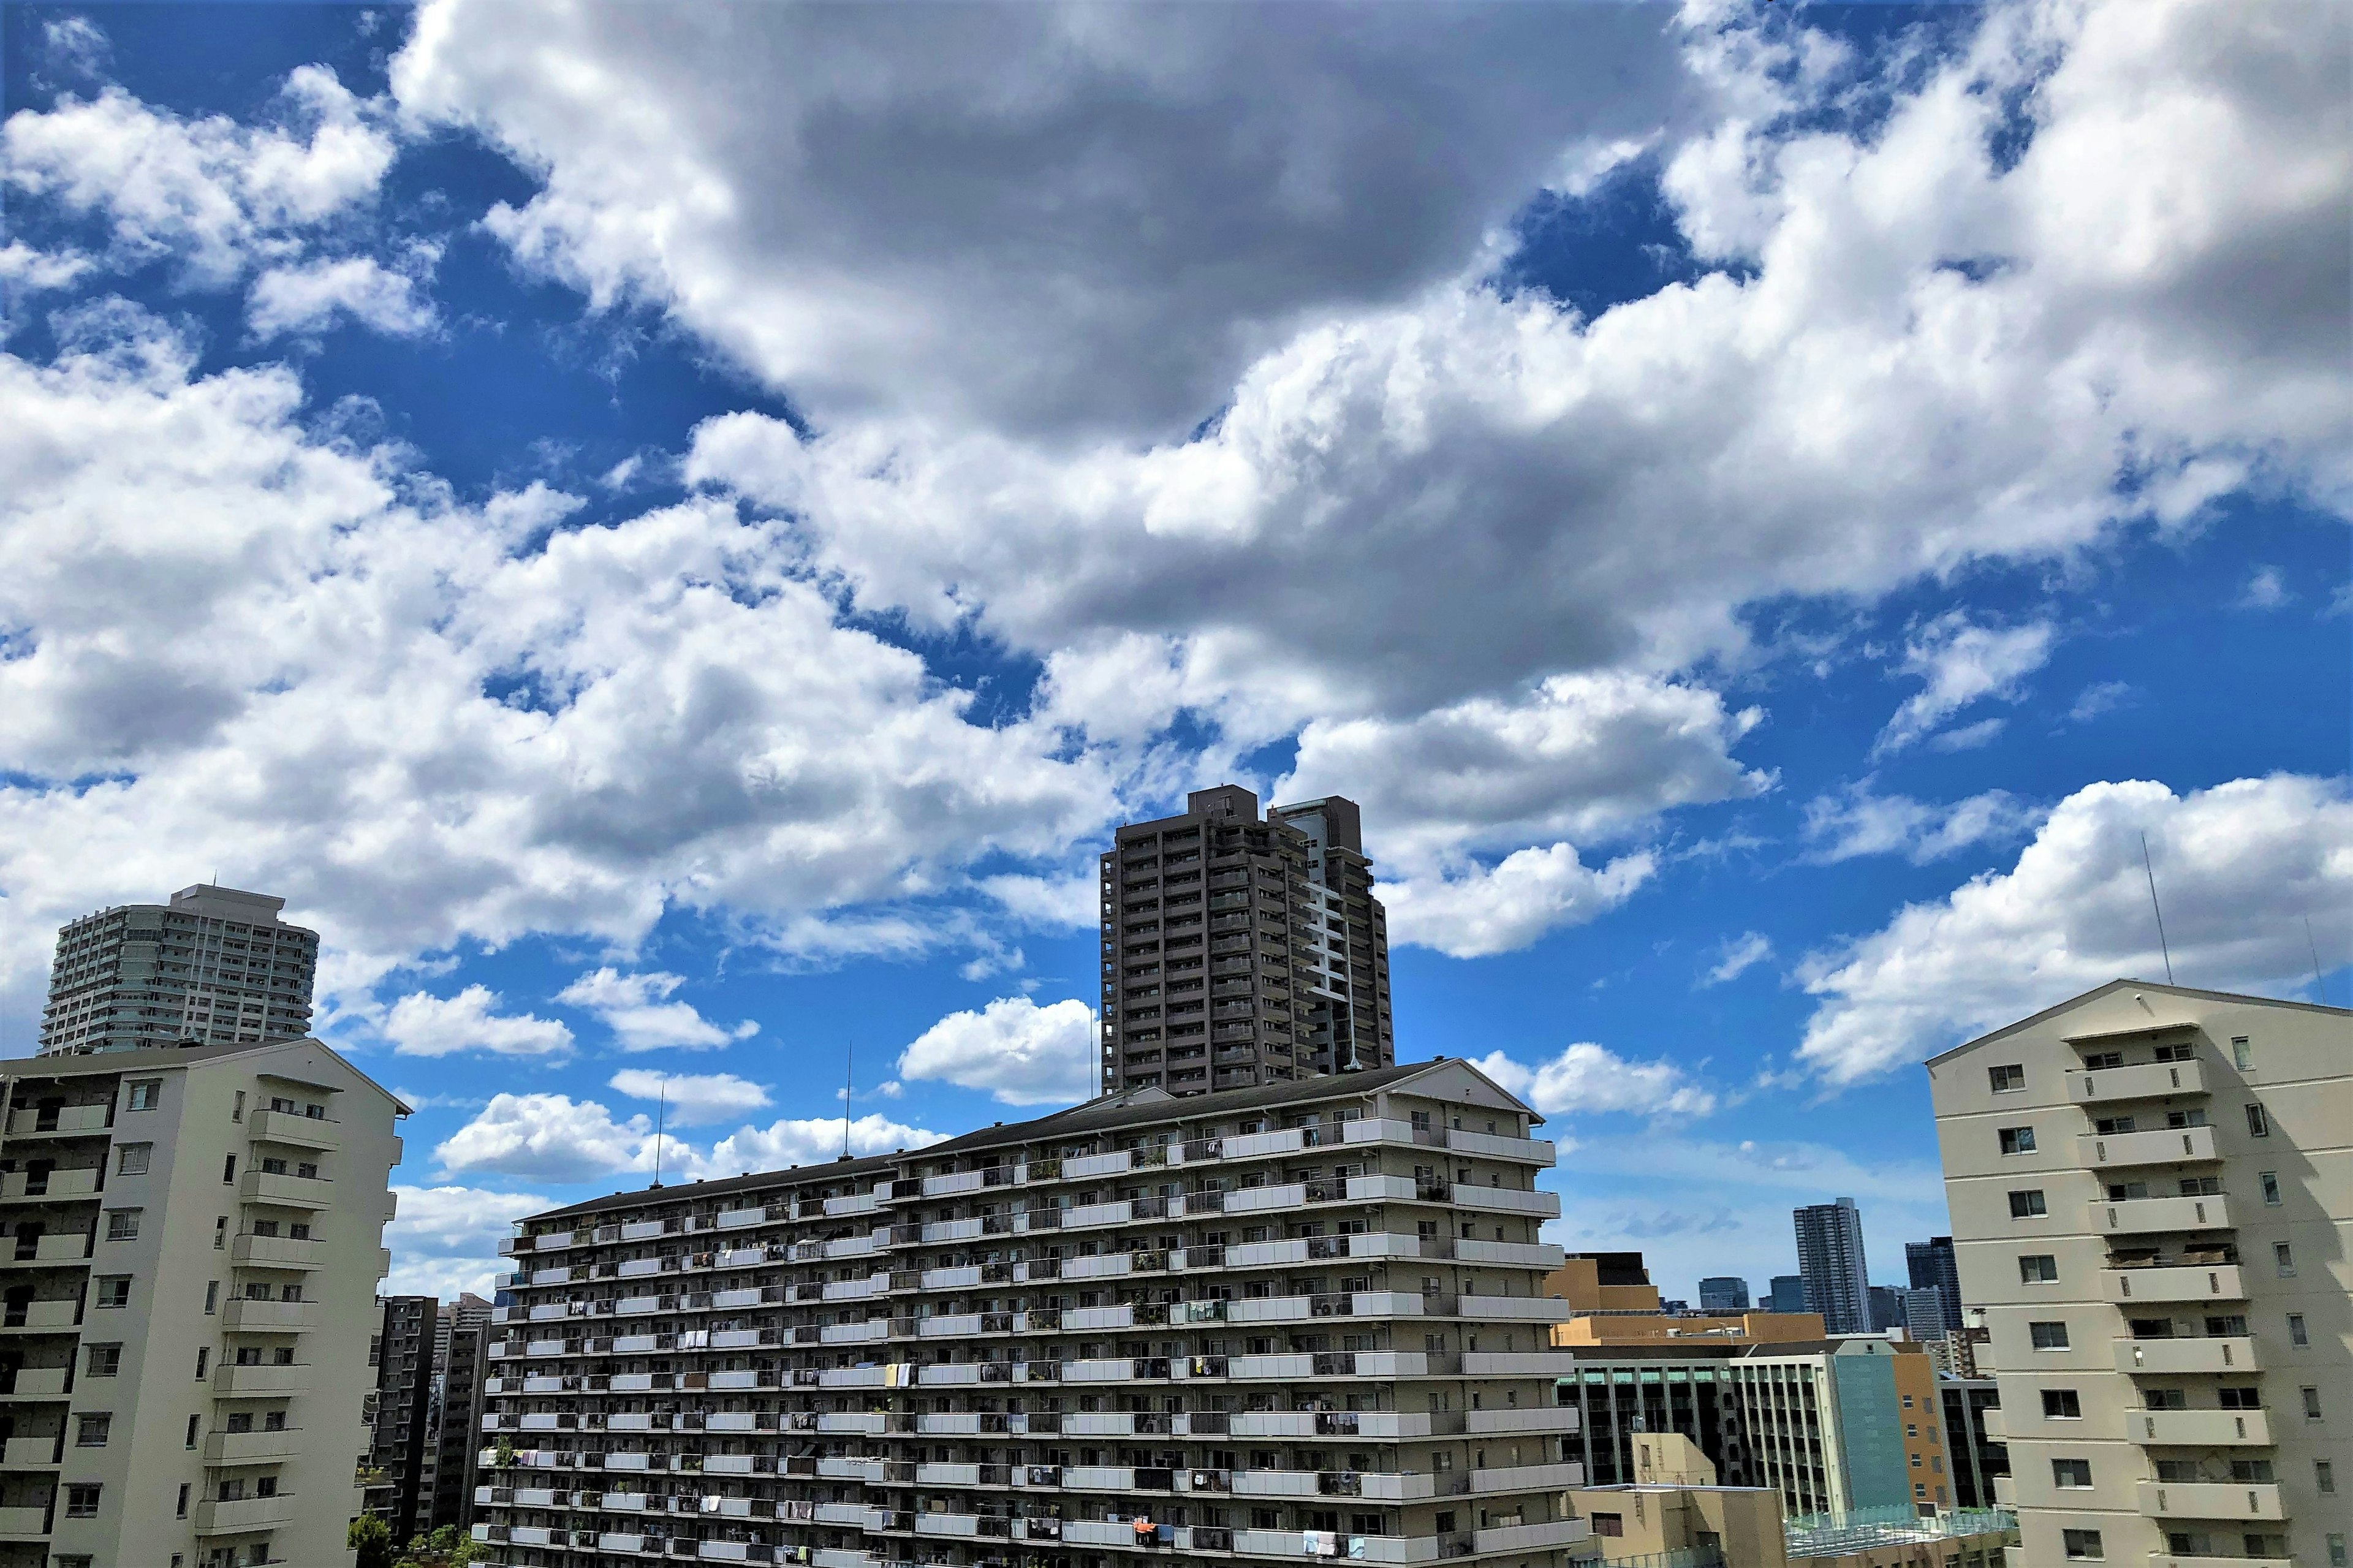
[369, 1295, 441, 1543]
[39, 885, 319, 1056]
[1794, 1196, 1873, 1335]
[430, 1293, 494, 1533]
[1696, 1276, 1751, 1312]
[1906, 1235, 1965, 1336]
[1099, 786, 1393, 1096]
[0, 1034, 404, 1568]
[1928, 980, 2350, 1568]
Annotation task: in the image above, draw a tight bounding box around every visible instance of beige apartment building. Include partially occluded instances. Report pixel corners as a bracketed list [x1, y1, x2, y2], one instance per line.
[1927, 981, 2350, 1568]
[472, 1060, 1585, 1568]
[39, 885, 320, 1056]
[0, 1037, 404, 1568]
[1100, 787, 1394, 1096]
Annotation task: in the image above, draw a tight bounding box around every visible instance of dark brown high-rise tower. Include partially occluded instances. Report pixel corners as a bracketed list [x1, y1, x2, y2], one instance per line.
[1098, 784, 1392, 1095]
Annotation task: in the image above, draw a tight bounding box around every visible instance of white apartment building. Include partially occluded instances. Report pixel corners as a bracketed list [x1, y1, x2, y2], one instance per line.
[40, 886, 320, 1056]
[0, 1037, 405, 1568]
[1927, 981, 2350, 1568]
[474, 1060, 1587, 1568]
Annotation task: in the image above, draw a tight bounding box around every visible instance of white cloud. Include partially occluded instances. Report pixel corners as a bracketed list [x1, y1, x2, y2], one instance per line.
[1472, 1041, 1718, 1118]
[977, 872, 1097, 931]
[1802, 781, 2038, 865]
[247, 254, 438, 338]
[432, 1091, 943, 1182]
[898, 995, 1097, 1107]
[1379, 844, 1656, 960]
[381, 983, 574, 1058]
[1873, 614, 2056, 757]
[1703, 931, 1773, 987]
[384, 1183, 550, 1300]
[555, 969, 759, 1052]
[1797, 773, 2353, 1083]
[2066, 680, 2138, 724]
[696, 1115, 948, 1177]
[607, 1067, 771, 1127]
[0, 241, 94, 291]
[2236, 564, 2290, 610]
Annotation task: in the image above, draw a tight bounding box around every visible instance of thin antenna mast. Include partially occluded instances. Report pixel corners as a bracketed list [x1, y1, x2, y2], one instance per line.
[652, 1077, 668, 1189]
[2140, 831, 2174, 986]
[841, 1040, 854, 1162]
[2306, 915, 2328, 1005]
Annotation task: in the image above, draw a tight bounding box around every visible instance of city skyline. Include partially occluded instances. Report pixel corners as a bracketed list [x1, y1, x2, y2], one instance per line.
[1, 0, 2347, 1313]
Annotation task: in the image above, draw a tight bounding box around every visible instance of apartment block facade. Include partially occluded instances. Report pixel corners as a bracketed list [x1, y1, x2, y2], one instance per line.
[471, 1061, 1586, 1568]
[0, 1037, 404, 1567]
[1927, 981, 2351, 1568]
[1099, 787, 1393, 1097]
[39, 886, 319, 1056]
[1792, 1200, 1871, 1338]
[372, 1295, 443, 1542]
[433, 1295, 495, 1532]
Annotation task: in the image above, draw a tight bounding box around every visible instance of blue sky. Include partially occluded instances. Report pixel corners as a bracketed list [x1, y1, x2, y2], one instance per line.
[1, 0, 2346, 1303]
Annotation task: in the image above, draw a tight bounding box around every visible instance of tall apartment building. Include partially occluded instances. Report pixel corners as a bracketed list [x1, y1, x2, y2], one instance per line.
[1904, 1238, 1963, 1338]
[1697, 1277, 1751, 1314]
[1927, 980, 2350, 1568]
[431, 1294, 494, 1532]
[39, 886, 319, 1056]
[1793, 1199, 1872, 1336]
[0, 1036, 404, 1568]
[1938, 1376, 2008, 1510]
[471, 1061, 1586, 1568]
[372, 1295, 442, 1543]
[1099, 787, 1393, 1096]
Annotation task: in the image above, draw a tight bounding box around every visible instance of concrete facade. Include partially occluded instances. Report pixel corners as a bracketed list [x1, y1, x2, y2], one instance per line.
[1099, 787, 1393, 1097]
[371, 1295, 441, 1542]
[0, 1037, 403, 1568]
[38, 886, 319, 1056]
[1926, 980, 2351, 1568]
[470, 1061, 1586, 1568]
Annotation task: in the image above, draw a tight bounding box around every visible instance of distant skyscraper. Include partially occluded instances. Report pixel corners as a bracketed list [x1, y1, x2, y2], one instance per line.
[1898, 1285, 1950, 1342]
[1904, 1235, 1965, 1336]
[39, 883, 319, 1054]
[1867, 1283, 1909, 1333]
[1697, 1275, 1751, 1312]
[1767, 1274, 1809, 1314]
[1793, 1196, 1873, 1334]
[1099, 785, 1393, 1095]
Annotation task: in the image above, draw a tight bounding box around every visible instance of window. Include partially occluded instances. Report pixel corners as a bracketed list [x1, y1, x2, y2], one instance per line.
[186, 1414, 200, 1449]
[2319, 1460, 2336, 1494]
[2063, 1528, 2104, 1561]
[194, 1347, 209, 1379]
[74, 1414, 110, 1447]
[2260, 1171, 2282, 1205]
[2275, 1242, 2297, 1278]
[221, 1154, 237, 1183]
[2041, 1389, 2082, 1419]
[85, 1344, 121, 1377]
[295, 1162, 318, 1181]
[2289, 1314, 2309, 1347]
[1998, 1126, 2036, 1154]
[2327, 1534, 2347, 1568]
[113, 1143, 151, 1176]
[2303, 1386, 2324, 1419]
[2009, 1189, 2047, 1218]
[2245, 1104, 2271, 1137]
[94, 1276, 131, 1308]
[2030, 1321, 2071, 1350]
[213, 1216, 227, 1250]
[2153, 1042, 2194, 1062]
[2218, 1386, 2261, 1409]
[104, 1209, 141, 1241]
[232, 1091, 246, 1121]
[2082, 1051, 2123, 1069]
[126, 1080, 160, 1112]
[1988, 1064, 2026, 1093]
[64, 1484, 100, 1519]
[176, 1483, 189, 1518]
[2052, 1458, 2093, 1488]
[2231, 1036, 2253, 1069]
[2020, 1255, 2059, 1284]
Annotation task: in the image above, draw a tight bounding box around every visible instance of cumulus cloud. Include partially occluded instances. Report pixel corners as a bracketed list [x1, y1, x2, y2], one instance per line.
[1802, 781, 2039, 865]
[381, 983, 575, 1058]
[898, 995, 1097, 1106]
[1797, 774, 2353, 1083]
[1473, 1040, 1718, 1118]
[1380, 844, 1656, 960]
[1703, 931, 1773, 987]
[607, 1067, 771, 1127]
[247, 253, 438, 338]
[384, 1182, 550, 1300]
[1873, 615, 2056, 757]
[556, 969, 759, 1051]
[2236, 565, 2290, 610]
[433, 1091, 943, 1182]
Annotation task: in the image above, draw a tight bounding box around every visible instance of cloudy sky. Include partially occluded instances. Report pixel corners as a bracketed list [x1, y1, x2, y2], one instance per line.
[2, 0, 2346, 1305]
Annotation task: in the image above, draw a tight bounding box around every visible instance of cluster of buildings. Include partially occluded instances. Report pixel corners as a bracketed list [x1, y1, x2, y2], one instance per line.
[0, 787, 2342, 1568]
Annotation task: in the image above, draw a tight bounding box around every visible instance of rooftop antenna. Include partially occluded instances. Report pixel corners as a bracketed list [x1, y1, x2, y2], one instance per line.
[2140, 831, 2174, 986]
[651, 1077, 669, 1189]
[2305, 915, 2328, 1005]
[839, 1040, 854, 1162]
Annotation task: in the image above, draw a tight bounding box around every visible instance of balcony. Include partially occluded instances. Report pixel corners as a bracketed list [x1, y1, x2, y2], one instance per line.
[0, 1235, 89, 1267]
[0, 1368, 70, 1398]
[213, 1363, 310, 1396]
[205, 1428, 304, 1463]
[1452, 1185, 1561, 1219]
[2134, 1480, 2286, 1522]
[2070, 1059, 2207, 1103]
[2105, 1264, 2246, 1305]
[0, 1170, 99, 1202]
[2077, 1126, 2219, 1167]
[2150, 1557, 2290, 1568]
[4, 1105, 110, 1136]
[1475, 1519, 1591, 1555]
[247, 1108, 339, 1150]
[221, 1299, 318, 1331]
[0, 1301, 80, 1333]
[2116, 1338, 2259, 1375]
[238, 1171, 333, 1209]
[2096, 1195, 2232, 1235]
[2129, 1408, 2272, 1446]
[194, 1494, 298, 1533]
[0, 1435, 60, 1467]
[230, 1235, 324, 1269]
[0, 1506, 48, 1538]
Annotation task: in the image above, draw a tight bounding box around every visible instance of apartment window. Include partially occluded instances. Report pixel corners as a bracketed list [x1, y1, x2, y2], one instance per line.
[186, 1414, 200, 1449]
[2245, 1104, 2270, 1137]
[2328, 1534, 2348, 1568]
[94, 1275, 131, 1308]
[1998, 1126, 2036, 1154]
[232, 1091, 246, 1121]
[64, 1484, 100, 1519]
[2030, 1321, 2070, 1350]
[126, 1080, 160, 1112]
[2041, 1389, 2082, 1419]
[2230, 1036, 2253, 1069]
[104, 1208, 141, 1241]
[74, 1413, 110, 1446]
[113, 1143, 151, 1176]
[176, 1483, 189, 1518]
[2052, 1459, 2092, 1488]
[2316, 1460, 2336, 1494]
[221, 1154, 237, 1183]
[2260, 1171, 2282, 1205]
[1988, 1064, 2026, 1093]
[2009, 1189, 2047, 1218]
[2063, 1529, 2104, 1561]
[213, 1216, 227, 1250]
[2020, 1254, 2059, 1285]
[195, 1347, 209, 1379]
[2302, 1387, 2324, 1419]
[2288, 1314, 2309, 1347]
[85, 1344, 121, 1377]
[2275, 1242, 2297, 1278]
